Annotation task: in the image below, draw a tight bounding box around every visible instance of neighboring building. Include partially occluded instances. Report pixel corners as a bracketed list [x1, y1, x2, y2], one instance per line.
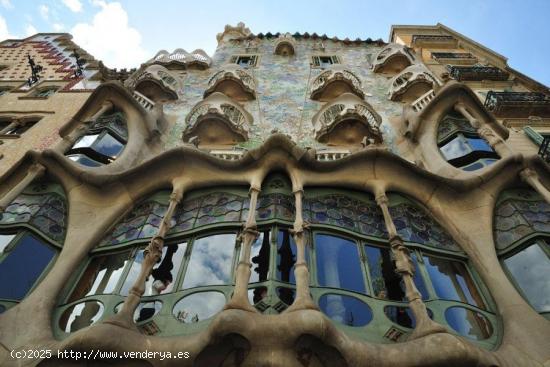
[0, 23, 549, 367]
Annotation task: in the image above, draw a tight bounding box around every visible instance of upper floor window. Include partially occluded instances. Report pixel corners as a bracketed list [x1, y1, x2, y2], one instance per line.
[65, 111, 128, 167]
[230, 55, 258, 68]
[0, 86, 13, 96]
[437, 111, 499, 171]
[32, 86, 58, 98]
[0, 117, 40, 136]
[312, 55, 340, 68]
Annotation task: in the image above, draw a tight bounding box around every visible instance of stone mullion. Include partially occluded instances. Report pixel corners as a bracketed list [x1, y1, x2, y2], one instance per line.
[225, 186, 260, 312]
[375, 193, 446, 340]
[454, 103, 513, 157]
[0, 163, 46, 211]
[520, 168, 550, 203]
[107, 186, 183, 328]
[286, 189, 317, 312]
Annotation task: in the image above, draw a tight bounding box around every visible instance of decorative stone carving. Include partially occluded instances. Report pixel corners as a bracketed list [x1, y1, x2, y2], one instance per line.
[126, 64, 179, 102]
[216, 22, 252, 43]
[310, 65, 364, 101]
[372, 43, 415, 74]
[204, 64, 256, 101]
[183, 92, 253, 146]
[388, 64, 440, 102]
[274, 33, 296, 56]
[312, 93, 382, 145]
[149, 48, 211, 69]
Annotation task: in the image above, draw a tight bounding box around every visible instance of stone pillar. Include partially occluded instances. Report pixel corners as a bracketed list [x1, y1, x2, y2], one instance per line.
[0, 163, 46, 211]
[520, 168, 550, 203]
[286, 189, 318, 312]
[105, 186, 183, 329]
[375, 192, 447, 340]
[54, 101, 113, 153]
[454, 103, 513, 158]
[225, 185, 260, 312]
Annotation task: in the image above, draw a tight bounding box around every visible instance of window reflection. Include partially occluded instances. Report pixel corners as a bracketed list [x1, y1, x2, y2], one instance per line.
[0, 233, 16, 254]
[173, 292, 226, 323]
[276, 229, 299, 284]
[423, 255, 485, 308]
[503, 242, 550, 312]
[251, 230, 270, 283]
[59, 301, 104, 333]
[318, 294, 372, 327]
[135, 301, 162, 322]
[315, 234, 366, 294]
[277, 287, 295, 306]
[69, 251, 131, 302]
[120, 243, 186, 296]
[182, 233, 236, 289]
[0, 233, 56, 300]
[249, 286, 268, 305]
[444, 306, 492, 340]
[365, 245, 405, 300]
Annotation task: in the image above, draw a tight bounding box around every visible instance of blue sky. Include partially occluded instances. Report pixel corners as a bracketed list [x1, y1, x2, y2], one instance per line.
[0, 0, 549, 86]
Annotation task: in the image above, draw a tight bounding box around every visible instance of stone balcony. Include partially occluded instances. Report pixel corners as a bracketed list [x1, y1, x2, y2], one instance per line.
[127, 64, 179, 102]
[484, 91, 550, 118]
[372, 44, 415, 74]
[388, 64, 440, 102]
[150, 48, 212, 69]
[310, 65, 364, 101]
[312, 93, 382, 145]
[204, 64, 256, 101]
[449, 66, 509, 82]
[431, 52, 477, 65]
[183, 92, 253, 145]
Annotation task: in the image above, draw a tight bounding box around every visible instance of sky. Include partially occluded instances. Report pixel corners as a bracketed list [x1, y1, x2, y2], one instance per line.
[0, 0, 549, 86]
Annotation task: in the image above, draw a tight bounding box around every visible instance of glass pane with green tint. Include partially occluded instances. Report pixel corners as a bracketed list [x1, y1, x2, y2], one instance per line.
[182, 233, 236, 289]
[318, 294, 372, 327]
[59, 301, 104, 333]
[445, 306, 493, 340]
[250, 230, 270, 283]
[276, 229, 298, 284]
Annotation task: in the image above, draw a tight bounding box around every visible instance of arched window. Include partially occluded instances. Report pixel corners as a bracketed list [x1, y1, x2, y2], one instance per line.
[494, 188, 550, 319]
[0, 182, 67, 312]
[437, 110, 499, 171]
[65, 110, 128, 167]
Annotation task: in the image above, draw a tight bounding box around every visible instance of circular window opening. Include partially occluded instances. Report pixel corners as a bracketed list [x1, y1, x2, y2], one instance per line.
[444, 306, 493, 340]
[59, 301, 104, 333]
[172, 291, 226, 323]
[318, 294, 372, 327]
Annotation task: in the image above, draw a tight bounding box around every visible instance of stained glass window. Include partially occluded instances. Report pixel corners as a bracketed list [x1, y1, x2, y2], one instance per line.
[256, 193, 294, 223]
[0, 182, 67, 243]
[493, 189, 550, 251]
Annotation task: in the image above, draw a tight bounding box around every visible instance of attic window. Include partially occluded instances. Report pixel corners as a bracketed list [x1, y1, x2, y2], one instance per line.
[230, 55, 258, 67]
[312, 55, 340, 68]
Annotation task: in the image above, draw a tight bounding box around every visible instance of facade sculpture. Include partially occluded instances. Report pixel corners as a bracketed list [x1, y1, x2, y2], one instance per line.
[0, 23, 549, 367]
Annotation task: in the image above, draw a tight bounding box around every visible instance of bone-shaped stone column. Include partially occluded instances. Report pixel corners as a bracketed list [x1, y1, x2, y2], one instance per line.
[375, 192, 447, 340]
[224, 185, 260, 312]
[0, 163, 45, 211]
[286, 188, 318, 312]
[104, 185, 183, 329]
[520, 168, 550, 203]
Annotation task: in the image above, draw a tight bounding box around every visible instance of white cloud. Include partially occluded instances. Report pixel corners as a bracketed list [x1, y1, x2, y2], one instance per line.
[61, 0, 82, 12]
[25, 24, 37, 37]
[52, 23, 64, 32]
[39, 5, 49, 20]
[1, 0, 12, 9]
[0, 15, 15, 41]
[71, 1, 148, 69]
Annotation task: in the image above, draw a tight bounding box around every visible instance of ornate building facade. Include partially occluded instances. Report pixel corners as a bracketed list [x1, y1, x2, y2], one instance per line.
[0, 23, 549, 366]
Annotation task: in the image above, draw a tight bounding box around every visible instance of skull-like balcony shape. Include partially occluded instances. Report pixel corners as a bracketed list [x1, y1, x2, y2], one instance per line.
[274, 33, 296, 56]
[312, 92, 382, 146]
[183, 92, 253, 146]
[310, 65, 364, 101]
[204, 64, 256, 101]
[372, 44, 415, 74]
[128, 64, 180, 102]
[388, 64, 440, 102]
[151, 48, 212, 70]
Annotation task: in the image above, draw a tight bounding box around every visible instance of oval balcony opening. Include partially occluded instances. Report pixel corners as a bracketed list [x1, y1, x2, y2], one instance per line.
[389, 64, 439, 102]
[204, 65, 256, 101]
[129, 64, 179, 103]
[372, 44, 414, 75]
[310, 65, 364, 102]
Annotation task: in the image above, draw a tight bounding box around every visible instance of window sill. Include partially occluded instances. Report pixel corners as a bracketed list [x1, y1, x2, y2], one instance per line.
[17, 96, 51, 100]
[0, 134, 21, 139]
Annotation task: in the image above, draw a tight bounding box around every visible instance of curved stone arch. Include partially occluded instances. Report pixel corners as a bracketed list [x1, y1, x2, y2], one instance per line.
[310, 65, 364, 101]
[55, 82, 165, 174]
[312, 93, 382, 145]
[183, 92, 253, 146]
[274, 33, 296, 56]
[129, 64, 180, 102]
[388, 64, 440, 102]
[204, 64, 256, 101]
[372, 43, 415, 74]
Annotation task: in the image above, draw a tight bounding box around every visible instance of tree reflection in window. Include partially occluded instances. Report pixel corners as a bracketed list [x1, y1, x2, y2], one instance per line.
[65, 111, 128, 167]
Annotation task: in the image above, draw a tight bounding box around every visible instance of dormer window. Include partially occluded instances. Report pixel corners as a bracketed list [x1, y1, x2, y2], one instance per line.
[230, 55, 258, 68]
[312, 55, 340, 68]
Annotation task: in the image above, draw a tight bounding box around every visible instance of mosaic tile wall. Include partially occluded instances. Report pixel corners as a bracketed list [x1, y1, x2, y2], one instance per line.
[162, 37, 403, 154]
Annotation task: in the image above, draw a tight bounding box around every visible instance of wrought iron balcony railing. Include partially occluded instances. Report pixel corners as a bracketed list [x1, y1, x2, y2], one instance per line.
[432, 52, 474, 60]
[411, 35, 456, 47]
[449, 66, 509, 81]
[484, 91, 550, 117]
[539, 136, 550, 163]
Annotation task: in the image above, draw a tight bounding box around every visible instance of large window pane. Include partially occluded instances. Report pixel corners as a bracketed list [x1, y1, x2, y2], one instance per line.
[69, 250, 131, 301]
[466, 137, 493, 152]
[276, 229, 297, 284]
[315, 234, 365, 294]
[423, 255, 485, 308]
[0, 233, 56, 300]
[440, 136, 471, 161]
[182, 233, 236, 289]
[250, 230, 270, 283]
[121, 242, 187, 296]
[503, 243, 550, 312]
[72, 134, 99, 149]
[93, 133, 124, 158]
